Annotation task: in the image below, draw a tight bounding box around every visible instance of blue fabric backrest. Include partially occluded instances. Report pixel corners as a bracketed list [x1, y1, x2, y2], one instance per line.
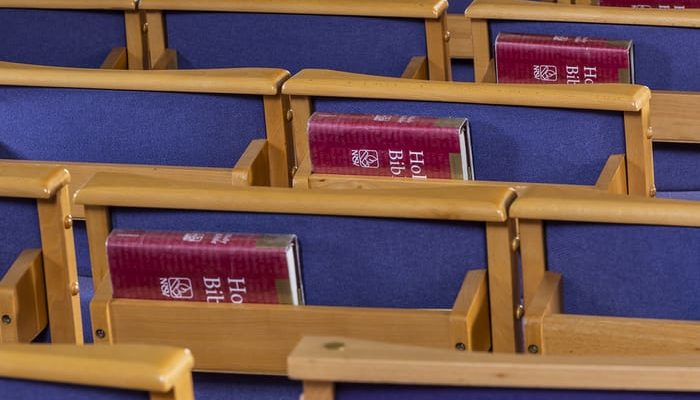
[544, 221, 700, 321]
[0, 377, 146, 400]
[448, 0, 475, 13]
[0, 9, 125, 67]
[106, 208, 487, 309]
[164, 12, 425, 76]
[488, 21, 699, 92]
[313, 98, 624, 185]
[335, 383, 700, 399]
[0, 198, 40, 278]
[654, 143, 700, 192]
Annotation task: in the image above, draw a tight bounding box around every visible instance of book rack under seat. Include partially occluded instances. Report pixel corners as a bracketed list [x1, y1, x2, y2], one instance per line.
[0, 165, 82, 345]
[136, 0, 452, 81]
[512, 186, 700, 356]
[279, 69, 649, 197]
[466, 0, 700, 200]
[74, 173, 520, 372]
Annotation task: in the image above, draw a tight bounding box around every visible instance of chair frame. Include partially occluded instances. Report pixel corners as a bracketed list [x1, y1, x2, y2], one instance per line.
[512, 186, 700, 356]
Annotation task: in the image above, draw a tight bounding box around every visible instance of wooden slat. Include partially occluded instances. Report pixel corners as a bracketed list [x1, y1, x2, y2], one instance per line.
[486, 220, 520, 352]
[0, 165, 69, 199]
[124, 10, 146, 70]
[289, 336, 700, 391]
[0, 249, 47, 343]
[0, 343, 193, 393]
[650, 91, 700, 143]
[0, 61, 290, 95]
[523, 272, 562, 355]
[518, 219, 547, 308]
[282, 69, 650, 112]
[231, 139, 271, 186]
[74, 173, 516, 222]
[99, 48, 128, 70]
[449, 270, 491, 352]
[541, 314, 700, 356]
[400, 56, 428, 79]
[425, 14, 452, 81]
[139, 0, 448, 19]
[108, 299, 455, 373]
[466, 0, 700, 27]
[447, 14, 473, 59]
[594, 154, 628, 194]
[624, 106, 654, 196]
[511, 185, 700, 226]
[0, 0, 134, 9]
[263, 95, 294, 187]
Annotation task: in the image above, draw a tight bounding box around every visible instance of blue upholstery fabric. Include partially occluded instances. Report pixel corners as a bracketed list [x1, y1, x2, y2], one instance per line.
[0, 376, 146, 400]
[0, 199, 40, 278]
[489, 21, 699, 91]
[335, 383, 700, 399]
[80, 275, 95, 343]
[165, 12, 425, 76]
[545, 222, 700, 320]
[192, 373, 300, 400]
[449, 0, 475, 13]
[0, 9, 124, 68]
[313, 98, 624, 185]
[108, 208, 487, 309]
[657, 191, 700, 201]
[654, 143, 700, 191]
[451, 59, 475, 82]
[0, 87, 264, 168]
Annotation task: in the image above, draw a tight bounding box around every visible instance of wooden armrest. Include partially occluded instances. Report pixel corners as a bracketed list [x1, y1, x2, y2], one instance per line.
[139, 0, 448, 19]
[0, 249, 47, 343]
[511, 185, 700, 226]
[594, 154, 627, 194]
[0, 165, 69, 199]
[0, 343, 193, 393]
[0, 61, 290, 95]
[74, 173, 515, 222]
[466, 0, 700, 28]
[232, 139, 271, 186]
[282, 69, 650, 112]
[650, 91, 700, 143]
[288, 335, 700, 391]
[0, 0, 135, 10]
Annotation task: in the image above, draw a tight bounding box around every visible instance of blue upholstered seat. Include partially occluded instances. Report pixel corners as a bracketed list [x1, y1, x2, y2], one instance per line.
[654, 142, 700, 198]
[0, 9, 125, 67]
[0, 199, 41, 279]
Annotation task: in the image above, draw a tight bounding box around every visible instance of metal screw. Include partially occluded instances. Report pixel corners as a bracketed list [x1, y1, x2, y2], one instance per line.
[511, 235, 520, 252]
[95, 329, 106, 339]
[650, 186, 657, 197]
[455, 342, 466, 351]
[142, 22, 149, 33]
[646, 127, 653, 140]
[515, 304, 524, 320]
[1, 315, 11, 325]
[64, 215, 73, 229]
[286, 109, 294, 121]
[324, 341, 345, 351]
[70, 281, 80, 296]
[528, 344, 539, 354]
[444, 31, 451, 42]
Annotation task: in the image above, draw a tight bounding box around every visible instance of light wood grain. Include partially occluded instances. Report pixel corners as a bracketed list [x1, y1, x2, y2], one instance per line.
[152, 49, 178, 70]
[0, 165, 69, 199]
[594, 154, 628, 194]
[0, 0, 134, 9]
[90, 274, 114, 344]
[518, 219, 546, 308]
[425, 15, 452, 80]
[447, 14, 473, 59]
[449, 270, 491, 352]
[0, 249, 47, 343]
[145, 11, 168, 69]
[511, 185, 700, 226]
[263, 95, 294, 186]
[99, 47, 128, 70]
[288, 336, 700, 391]
[470, 19, 491, 82]
[75, 173, 516, 222]
[486, 220, 520, 352]
[124, 11, 146, 70]
[303, 381, 334, 400]
[0, 61, 290, 95]
[400, 56, 428, 79]
[650, 91, 700, 143]
[0, 343, 193, 393]
[624, 106, 655, 196]
[231, 139, 271, 186]
[523, 272, 562, 355]
[290, 95, 313, 167]
[466, 0, 700, 27]
[84, 206, 112, 289]
[282, 69, 650, 112]
[107, 299, 458, 373]
[139, 0, 448, 19]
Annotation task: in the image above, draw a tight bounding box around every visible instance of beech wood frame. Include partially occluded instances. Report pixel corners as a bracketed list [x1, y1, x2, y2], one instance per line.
[466, 0, 700, 181]
[0, 343, 195, 400]
[137, 0, 452, 80]
[511, 186, 700, 356]
[289, 336, 700, 400]
[0, 166, 82, 345]
[74, 173, 520, 372]
[0, 62, 294, 218]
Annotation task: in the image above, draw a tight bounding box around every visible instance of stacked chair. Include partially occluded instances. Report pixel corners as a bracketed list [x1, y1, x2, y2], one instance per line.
[0, 0, 698, 399]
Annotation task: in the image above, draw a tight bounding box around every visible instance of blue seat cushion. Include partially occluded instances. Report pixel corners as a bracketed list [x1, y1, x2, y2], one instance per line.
[0, 198, 41, 278]
[166, 12, 425, 76]
[654, 143, 700, 192]
[545, 222, 700, 320]
[449, 0, 475, 13]
[313, 98, 624, 186]
[657, 191, 700, 201]
[0, 376, 146, 399]
[0, 9, 125, 68]
[451, 59, 475, 82]
[489, 21, 699, 91]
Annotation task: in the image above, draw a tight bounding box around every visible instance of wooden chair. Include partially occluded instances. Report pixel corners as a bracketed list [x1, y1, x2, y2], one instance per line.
[136, 0, 452, 80]
[0, 343, 194, 400]
[280, 69, 649, 196]
[0, 165, 81, 344]
[511, 186, 700, 356]
[289, 336, 700, 400]
[0, 0, 144, 69]
[74, 172, 522, 369]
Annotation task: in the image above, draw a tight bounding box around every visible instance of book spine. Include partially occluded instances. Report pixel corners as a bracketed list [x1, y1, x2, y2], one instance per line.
[597, 0, 699, 7]
[107, 230, 297, 305]
[308, 114, 467, 180]
[495, 33, 633, 84]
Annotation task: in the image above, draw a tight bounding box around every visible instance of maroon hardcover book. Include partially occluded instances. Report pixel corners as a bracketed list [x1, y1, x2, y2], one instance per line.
[107, 230, 302, 305]
[495, 33, 634, 84]
[308, 112, 473, 180]
[595, 0, 699, 8]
